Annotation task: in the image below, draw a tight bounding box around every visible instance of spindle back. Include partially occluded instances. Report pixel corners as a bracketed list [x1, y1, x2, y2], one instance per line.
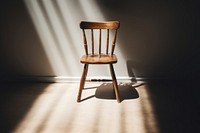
[80, 21, 120, 56]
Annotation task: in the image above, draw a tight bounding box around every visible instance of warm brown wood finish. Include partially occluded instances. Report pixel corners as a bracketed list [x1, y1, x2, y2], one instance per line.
[82, 29, 88, 55]
[77, 21, 121, 103]
[80, 21, 119, 58]
[80, 21, 120, 29]
[106, 29, 109, 54]
[77, 64, 89, 102]
[109, 64, 120, 103]
[81, 54, 117, 64]
[91, 29, 94, 55]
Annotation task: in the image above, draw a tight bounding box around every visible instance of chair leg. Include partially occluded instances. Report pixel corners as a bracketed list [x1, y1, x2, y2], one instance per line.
[77, 64, 89, 102]
[109, 64, 120, 103]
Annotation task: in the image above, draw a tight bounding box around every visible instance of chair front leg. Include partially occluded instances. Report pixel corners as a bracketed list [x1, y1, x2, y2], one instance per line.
[109, 64, 120, 103]
[77, 64, 89, 102]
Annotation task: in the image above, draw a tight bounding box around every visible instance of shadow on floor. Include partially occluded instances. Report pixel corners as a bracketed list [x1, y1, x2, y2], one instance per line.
[0, 83, 50, 133]
[146, 80, 200, 133]
[95, 83, 140, 102]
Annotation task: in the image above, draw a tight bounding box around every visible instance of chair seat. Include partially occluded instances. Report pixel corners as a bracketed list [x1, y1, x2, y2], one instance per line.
[80, 54, 117, 64]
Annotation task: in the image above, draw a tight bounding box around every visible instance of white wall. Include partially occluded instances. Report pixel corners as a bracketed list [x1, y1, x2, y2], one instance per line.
[0, 0, 200, 80]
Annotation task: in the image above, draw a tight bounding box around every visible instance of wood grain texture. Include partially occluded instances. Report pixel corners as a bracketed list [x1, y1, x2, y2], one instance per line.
[80, 21, 120, 29]
[80, 54, 117, 64]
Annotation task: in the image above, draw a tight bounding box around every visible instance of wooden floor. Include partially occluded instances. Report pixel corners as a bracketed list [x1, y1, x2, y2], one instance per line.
[0, 80, 199, 133]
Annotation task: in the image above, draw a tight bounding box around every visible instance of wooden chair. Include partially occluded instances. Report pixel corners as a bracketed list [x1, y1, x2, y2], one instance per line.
[77, 21, 121, 103]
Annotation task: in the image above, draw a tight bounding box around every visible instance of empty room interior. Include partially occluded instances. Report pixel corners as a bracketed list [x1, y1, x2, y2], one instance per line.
[0, 0, 200, 133]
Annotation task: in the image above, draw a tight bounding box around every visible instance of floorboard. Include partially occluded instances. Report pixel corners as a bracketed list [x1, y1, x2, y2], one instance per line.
[0, 80, 199, 133]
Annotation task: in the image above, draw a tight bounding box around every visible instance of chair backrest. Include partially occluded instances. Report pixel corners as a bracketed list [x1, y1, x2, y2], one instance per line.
[80, 21, 120, 56]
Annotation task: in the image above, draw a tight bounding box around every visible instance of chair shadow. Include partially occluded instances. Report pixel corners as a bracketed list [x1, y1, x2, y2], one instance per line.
[80, 86, 100, 102]
[95, 83, 140, 102]
[80, 95, 95, 102]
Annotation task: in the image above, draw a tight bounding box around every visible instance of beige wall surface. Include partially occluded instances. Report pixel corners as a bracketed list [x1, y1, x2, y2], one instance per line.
[0, 0, 200, 80]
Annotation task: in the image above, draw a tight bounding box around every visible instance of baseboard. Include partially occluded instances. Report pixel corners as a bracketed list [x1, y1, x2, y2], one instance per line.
[1, 76, 197, 83]
[1, 76, 144, 83]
